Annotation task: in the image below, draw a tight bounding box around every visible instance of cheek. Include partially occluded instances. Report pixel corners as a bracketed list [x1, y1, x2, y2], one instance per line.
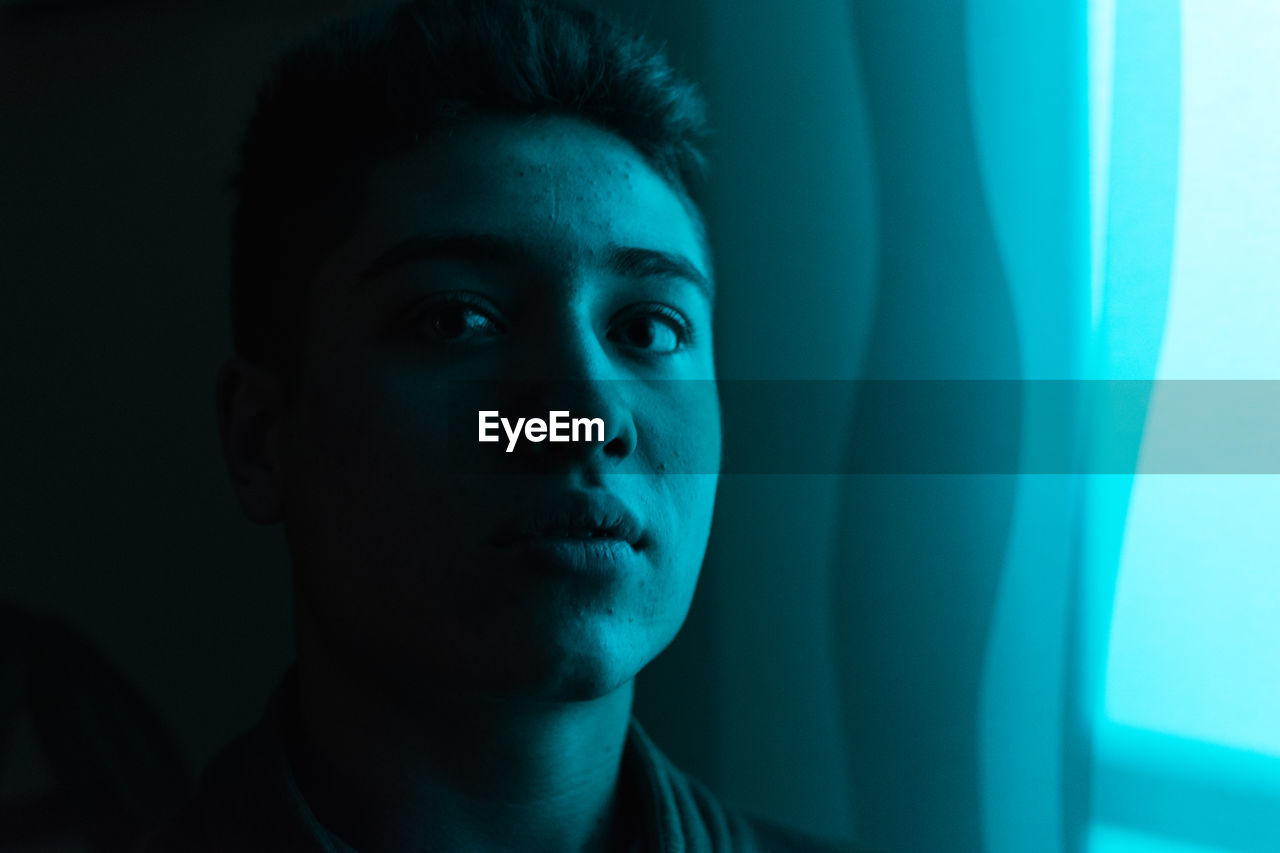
[281, 368, 508, 658]
[633, 383, 720, 578]
[280, 362, 461, 573]
[301, 355, 454, 485]
[636, 380, 721, 475]
[666, 474, 719, 554]
[637, 473, 718, 649]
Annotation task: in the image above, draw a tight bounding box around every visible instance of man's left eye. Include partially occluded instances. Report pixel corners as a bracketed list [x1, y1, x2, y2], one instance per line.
[403, 292, 505, 344]
[608, 307, 690, 354]
[429, 304, 501, 340]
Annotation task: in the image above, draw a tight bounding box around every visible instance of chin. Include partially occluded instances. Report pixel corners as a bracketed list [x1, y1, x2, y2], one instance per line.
[507, 633, 650, 703]
[441, 616, 658, 704]
[537, 667, 634, 704]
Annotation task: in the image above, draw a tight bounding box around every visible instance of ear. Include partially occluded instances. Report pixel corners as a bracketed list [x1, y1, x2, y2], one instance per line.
[216, 356, 288, 524]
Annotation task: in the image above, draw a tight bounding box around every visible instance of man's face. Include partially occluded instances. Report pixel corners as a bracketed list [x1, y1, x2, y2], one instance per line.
[274, 115, 720, 703]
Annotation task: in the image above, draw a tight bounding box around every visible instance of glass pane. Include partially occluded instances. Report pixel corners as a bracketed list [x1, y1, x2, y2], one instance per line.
[1102, 0, 1280, 757]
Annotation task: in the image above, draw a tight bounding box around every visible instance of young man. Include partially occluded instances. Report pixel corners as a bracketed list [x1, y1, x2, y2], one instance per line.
[150, 0, 853, 849]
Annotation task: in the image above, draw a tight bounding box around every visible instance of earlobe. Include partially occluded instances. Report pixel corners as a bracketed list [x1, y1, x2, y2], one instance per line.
[216, 356, 286, 525]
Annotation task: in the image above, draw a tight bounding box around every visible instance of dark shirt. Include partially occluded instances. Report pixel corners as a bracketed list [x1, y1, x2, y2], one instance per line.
[143, 674, 858, 852]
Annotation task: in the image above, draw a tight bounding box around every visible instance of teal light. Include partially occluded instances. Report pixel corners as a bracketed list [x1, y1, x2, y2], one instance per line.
[1089, 824, 1231, 853]
[1101, 0, 1280, 758]
[1084, 1, 1280, 849]
[1105, 476, 1280, 758]
[1087, 0, 1114, 334]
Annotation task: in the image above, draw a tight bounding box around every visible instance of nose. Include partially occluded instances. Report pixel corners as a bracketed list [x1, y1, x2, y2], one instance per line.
[505, 305, 638, 469]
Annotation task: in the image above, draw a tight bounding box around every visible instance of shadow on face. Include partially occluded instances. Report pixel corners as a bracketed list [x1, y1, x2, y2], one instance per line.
[235, 115, 722, 704]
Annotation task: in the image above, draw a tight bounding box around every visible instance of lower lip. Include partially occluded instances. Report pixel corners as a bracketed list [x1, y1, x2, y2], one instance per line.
[500, 537, 639, 575]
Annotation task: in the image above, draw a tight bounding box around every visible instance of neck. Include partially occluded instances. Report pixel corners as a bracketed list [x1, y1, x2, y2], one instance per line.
[289, 621, 637, 853]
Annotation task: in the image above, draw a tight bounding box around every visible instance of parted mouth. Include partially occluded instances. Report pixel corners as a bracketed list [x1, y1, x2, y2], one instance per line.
[494, 492, 645, 549]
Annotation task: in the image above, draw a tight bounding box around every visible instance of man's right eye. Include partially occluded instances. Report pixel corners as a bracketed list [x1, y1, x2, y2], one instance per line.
[409, 294, 505, 342]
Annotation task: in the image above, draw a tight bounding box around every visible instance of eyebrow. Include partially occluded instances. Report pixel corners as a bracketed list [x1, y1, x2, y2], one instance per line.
[358, 233, 714, 303]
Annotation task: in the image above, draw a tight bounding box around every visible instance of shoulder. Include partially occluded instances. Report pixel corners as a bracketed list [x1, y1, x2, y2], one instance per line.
[137, 721, 336, 853]
[625, 718, 870, 853]
[136, 731, 270, 852]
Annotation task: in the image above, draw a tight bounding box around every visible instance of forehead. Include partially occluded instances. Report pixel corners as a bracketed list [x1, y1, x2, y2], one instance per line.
[343, 114, 710, 283]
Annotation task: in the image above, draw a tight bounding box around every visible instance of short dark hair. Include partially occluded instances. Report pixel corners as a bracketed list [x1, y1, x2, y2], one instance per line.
[229, 0, 710, 388]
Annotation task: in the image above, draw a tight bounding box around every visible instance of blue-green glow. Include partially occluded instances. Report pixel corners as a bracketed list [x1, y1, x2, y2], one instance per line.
[1087, 0, 1114, 334]
[1157, 0, 1280, 380]
[1102, 0, 1280, 758]
[1089, 824, 1231, 853]
[1106, 477, 1280, 757]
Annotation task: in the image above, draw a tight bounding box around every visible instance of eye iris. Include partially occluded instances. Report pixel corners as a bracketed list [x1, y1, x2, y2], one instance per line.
[433, 306, 488, 339]
[624, 317, 678, 351]
[627, 318, 656, 348]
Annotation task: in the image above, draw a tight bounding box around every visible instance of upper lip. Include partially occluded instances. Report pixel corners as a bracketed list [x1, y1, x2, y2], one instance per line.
[494, 492, 645, 548]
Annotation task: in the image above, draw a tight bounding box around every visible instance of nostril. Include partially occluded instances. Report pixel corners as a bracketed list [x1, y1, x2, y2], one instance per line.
[602, 432, 633, 458]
